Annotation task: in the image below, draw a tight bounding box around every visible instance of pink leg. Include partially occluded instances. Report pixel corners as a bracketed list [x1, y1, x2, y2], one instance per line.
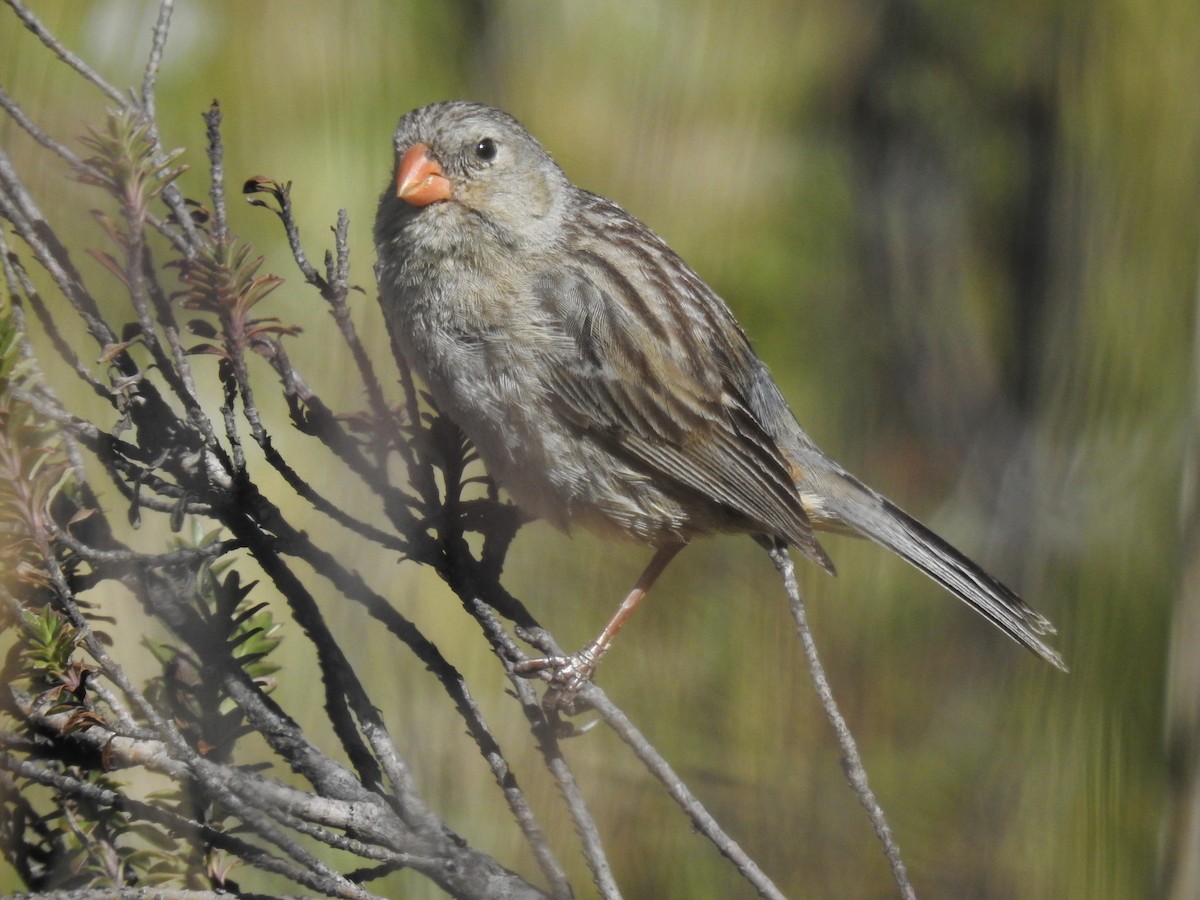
[514, 543, 684, 712]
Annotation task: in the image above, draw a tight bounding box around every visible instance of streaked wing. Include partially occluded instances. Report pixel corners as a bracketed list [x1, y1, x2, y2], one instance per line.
[532, 192, 832, 569]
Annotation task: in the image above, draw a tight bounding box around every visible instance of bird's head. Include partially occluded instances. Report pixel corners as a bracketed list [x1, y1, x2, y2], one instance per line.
[383, 101, 571, 252]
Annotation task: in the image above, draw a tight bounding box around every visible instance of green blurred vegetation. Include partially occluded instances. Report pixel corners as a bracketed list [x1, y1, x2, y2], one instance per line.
[3, 0, 1197, 896]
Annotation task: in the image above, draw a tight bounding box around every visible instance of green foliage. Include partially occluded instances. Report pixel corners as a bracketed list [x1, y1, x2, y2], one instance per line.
[1, 522, 285, 890]
[77, 109, 185, 211]
[178, 238, 295, 361]
[145, 528, 283, 759]
[0, 98, 285, 894]
[0, 301, 71, 607]
[16, 606, 88, 698]
[27, 769, 138, 888]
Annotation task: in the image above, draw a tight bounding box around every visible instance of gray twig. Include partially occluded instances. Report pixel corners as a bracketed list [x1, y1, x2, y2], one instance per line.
[765, 540, 917, 900]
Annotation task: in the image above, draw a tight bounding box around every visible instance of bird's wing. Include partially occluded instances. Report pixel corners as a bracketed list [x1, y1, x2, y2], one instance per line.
[530, 196, 831, 569]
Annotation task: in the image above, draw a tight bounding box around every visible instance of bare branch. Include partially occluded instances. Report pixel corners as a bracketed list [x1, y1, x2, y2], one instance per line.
[3, 0, 126, 105]
[766, 540, 916, 900]
[0, 83, 83, 167]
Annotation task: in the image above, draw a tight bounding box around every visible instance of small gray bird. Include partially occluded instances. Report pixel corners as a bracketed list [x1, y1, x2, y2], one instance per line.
[374, 101, 1065, 707]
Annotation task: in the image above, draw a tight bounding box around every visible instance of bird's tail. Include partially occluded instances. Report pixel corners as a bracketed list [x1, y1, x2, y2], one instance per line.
[809, 469, 1067, 671]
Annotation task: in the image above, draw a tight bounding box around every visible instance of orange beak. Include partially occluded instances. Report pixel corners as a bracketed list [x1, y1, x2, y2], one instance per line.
[395, 143, 451, 206]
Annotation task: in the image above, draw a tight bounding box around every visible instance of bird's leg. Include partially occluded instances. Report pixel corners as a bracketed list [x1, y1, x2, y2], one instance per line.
[514, 543, 684, 712]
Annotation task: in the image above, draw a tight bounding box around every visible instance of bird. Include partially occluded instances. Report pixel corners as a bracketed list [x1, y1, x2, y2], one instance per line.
[373, 100, 1065, 710]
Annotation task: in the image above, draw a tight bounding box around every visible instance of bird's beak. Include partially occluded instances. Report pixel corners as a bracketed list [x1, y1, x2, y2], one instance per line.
[395, 143, 451, 206]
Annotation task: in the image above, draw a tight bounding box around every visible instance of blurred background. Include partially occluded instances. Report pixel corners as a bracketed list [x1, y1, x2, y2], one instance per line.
[3, 0, 1197, 897]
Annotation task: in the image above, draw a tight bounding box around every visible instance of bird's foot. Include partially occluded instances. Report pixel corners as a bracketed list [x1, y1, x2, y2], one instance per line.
[513, 647, 600, 717]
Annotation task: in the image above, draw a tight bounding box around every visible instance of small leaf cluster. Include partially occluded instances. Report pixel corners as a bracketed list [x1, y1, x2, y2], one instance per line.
[0, 306, 73, 602]
[145, 527, 282, 761]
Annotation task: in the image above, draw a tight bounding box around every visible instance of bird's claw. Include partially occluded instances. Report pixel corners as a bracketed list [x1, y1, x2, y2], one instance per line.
[513, 649, 599, 717]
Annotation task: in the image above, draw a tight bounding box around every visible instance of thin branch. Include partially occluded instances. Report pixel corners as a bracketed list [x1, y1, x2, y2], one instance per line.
[4, 0, 126, 105]
[602, 694, 788, 898]
[1, 231, 109, 401]
[0, 148, 121, 351]
[245, 185, 406, 478]
[202, 101, 228, 245]
[227, 511, 435, 828]
[325, 211, 406, 471]
[252, 342, 415, 551]
[138, 245, 221, 446]
[140, 0, 173, 128]
[6, 892, 239, 900]
[0, 82, 84, 167]
[136, 0, 201, 249]
[470, 599, 616, 900]
[391, 341, 441, 510]
[17, 526, 366, 900]
[765, 540, 917, 900]
[47, 525, 238, 568]
[4, 751, 386, 900]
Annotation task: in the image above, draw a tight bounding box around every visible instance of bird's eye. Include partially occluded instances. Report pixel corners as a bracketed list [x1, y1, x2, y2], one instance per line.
[474, 138, 498, 162]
